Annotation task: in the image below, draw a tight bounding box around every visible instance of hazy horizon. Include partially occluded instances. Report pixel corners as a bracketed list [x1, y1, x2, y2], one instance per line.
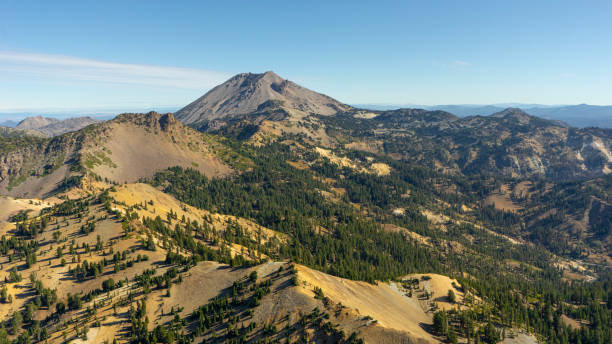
[1, 102, 611, 120]
[3, 102, 612, 131]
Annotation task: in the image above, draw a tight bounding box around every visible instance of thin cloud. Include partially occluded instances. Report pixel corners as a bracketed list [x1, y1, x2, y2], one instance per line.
[453, 60, 471, 67]
[0, 51, 231, 89]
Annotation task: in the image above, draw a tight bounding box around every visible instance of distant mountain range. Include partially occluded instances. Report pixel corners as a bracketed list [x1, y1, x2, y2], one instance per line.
[0, 115, 100, 137]
[3, 103, 611, 129]
[355, 103, 612, 128]
[0, 120, 18, 127]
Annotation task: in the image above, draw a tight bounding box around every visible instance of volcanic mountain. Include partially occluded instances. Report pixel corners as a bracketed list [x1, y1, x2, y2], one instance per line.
[175, 71, 352, 128]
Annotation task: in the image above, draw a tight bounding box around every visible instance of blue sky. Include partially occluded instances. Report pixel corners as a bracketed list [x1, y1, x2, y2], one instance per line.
[0, 0, 611, 116]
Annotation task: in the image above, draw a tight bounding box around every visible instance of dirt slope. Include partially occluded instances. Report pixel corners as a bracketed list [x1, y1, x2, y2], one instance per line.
[296, 265, 438, 342]
[0, 196, 54, 232]
[108, 184, 441, 342]
[403, 273, 465, 311]
[87, 114, 231, 183]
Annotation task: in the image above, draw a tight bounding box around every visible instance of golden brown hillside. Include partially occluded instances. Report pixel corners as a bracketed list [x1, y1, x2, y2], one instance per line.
[0, 182, 479, 343]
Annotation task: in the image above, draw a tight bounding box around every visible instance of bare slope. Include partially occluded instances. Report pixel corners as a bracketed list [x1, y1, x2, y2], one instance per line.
[175, 71, 352, 126]
[84, 113, 231, 183]
[0, 196, 54, 233]
[297, 264, 437, 342]
[110, 183, 286, 255]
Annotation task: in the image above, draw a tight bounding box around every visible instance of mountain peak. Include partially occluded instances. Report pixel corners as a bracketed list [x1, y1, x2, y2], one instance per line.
[262, 70, 279, 77]
[488, 107, 571, 128]
[491, 107, 528, 116]
[16, 116, 60, 131]
[490, 107, 533, 122]
[241, 70, 280, 80]
[175, 71, 352, 127]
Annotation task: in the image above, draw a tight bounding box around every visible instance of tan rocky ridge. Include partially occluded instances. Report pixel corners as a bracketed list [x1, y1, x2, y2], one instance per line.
[0, 112, 230, 198]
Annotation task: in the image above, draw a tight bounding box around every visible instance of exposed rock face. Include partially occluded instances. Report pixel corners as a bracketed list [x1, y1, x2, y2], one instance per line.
[0, 132, 82, 197]
[175, 71, 352, 127]
[319, 107, 612, 180]
[113, 112, 179, 132]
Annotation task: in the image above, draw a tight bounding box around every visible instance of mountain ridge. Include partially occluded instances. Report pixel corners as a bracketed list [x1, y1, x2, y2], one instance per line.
[355, 103, 612, 128]
[0, 112, 230, 198]
[14, 115, 100, 136]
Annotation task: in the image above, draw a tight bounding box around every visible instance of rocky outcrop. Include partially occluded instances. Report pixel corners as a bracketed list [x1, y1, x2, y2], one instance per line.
[321, 107, 612, 180]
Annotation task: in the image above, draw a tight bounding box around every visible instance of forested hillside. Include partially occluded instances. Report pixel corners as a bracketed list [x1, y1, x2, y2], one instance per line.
[151, 136, 612, 344]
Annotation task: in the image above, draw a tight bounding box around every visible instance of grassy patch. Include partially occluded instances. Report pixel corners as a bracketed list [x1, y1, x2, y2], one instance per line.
[82, 151, 117, 169]
[8, 173, 28, 190]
